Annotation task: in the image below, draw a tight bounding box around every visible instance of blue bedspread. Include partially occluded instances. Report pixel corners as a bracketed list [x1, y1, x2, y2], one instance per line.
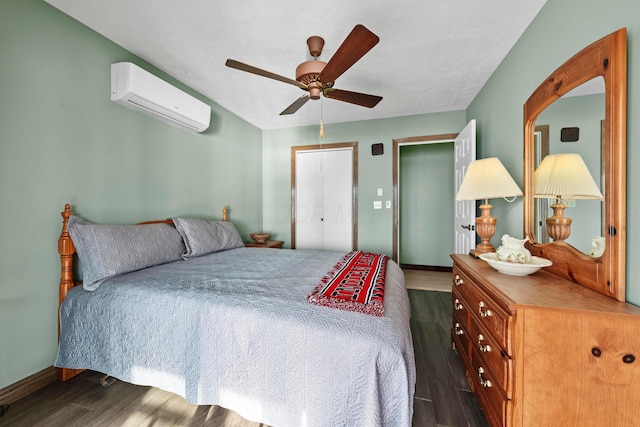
[56, 247, 415, 426]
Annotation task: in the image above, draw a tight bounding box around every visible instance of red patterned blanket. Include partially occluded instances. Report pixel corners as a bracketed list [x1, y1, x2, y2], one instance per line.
[307, 250, 387, 316]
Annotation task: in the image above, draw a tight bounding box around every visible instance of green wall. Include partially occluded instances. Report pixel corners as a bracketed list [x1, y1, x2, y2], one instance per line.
[399, 143, 455, 267]
[467, 0, 640, 304]
[262, 110, 467, 256]
[0, 0, 262, 389]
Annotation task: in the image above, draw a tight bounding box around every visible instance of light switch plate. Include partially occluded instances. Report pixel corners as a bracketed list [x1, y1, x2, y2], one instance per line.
[386, 200, 391, 209]
[373, 201, 382, 209]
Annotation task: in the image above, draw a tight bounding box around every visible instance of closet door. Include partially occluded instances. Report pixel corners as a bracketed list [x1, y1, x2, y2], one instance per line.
[320, 149, 353, 251]
[294, 148, 353, 251]
[295, 150, 324, 249]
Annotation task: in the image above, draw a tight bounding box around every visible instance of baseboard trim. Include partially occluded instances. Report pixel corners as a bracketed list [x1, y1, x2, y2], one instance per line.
[0, 366, 57, 405]
[400, 264, 453, 273]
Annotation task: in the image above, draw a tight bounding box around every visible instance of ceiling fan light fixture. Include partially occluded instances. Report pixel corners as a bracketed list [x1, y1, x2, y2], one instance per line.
[308, 84, 321, 99]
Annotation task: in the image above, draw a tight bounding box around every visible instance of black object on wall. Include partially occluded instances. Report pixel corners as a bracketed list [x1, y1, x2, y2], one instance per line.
[561, 127, 579, 142]
[371, 143, 384, 156]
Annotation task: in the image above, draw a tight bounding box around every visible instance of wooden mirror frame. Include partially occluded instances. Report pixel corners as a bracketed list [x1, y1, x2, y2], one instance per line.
[523, 28, 627, 301]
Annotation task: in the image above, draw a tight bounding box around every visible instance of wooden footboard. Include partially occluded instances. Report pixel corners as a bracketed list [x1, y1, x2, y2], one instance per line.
[56, 203, 229, 382]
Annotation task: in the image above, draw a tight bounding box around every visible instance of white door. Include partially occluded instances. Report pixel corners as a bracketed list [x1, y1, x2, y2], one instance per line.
[454, 120, 477, 254]
[295, 151, 324, 248]
[295, 148, 353, 251]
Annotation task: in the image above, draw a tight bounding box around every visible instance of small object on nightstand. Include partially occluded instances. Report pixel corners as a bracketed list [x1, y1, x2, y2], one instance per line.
[249, 232, 271, 244]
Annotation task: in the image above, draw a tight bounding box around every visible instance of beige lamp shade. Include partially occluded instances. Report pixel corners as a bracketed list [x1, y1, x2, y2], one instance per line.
[456, 157, 523, 201]
[534, 153, 603, 200]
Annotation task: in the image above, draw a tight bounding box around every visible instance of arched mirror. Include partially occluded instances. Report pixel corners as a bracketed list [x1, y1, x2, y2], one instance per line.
[523, 28, 627, 301]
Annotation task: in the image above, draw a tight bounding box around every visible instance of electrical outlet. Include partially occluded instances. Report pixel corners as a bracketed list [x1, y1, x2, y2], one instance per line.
[373, 201, 382, 209]
[377, 188, 383, 196]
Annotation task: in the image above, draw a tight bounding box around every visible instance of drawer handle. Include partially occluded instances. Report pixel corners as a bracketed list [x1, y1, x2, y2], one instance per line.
[478, 301, 493, 318]
[454, 299, 464, 311]
[478, 367, 492, 388]
[623, 354, 636, 364]
[454, 274, 463, 286]
[454, 322, 464, 336]
[478, 334, 491, 353]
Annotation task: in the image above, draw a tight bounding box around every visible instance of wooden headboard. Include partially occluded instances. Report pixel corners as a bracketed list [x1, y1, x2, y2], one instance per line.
[57, 204, 228, 304]
[56, 203, 228, 381]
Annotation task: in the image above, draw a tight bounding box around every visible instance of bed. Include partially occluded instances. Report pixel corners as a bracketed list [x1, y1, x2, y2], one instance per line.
[54, 204, 415, 426]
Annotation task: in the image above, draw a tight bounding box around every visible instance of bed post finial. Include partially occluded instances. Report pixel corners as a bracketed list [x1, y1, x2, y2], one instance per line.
[223, 205, 228, 221]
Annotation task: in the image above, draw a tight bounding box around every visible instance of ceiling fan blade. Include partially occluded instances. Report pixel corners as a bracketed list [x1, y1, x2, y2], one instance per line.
[280, 95, 311, 115]
[323, 88, 382, 108]
[317, 24, 380, 85]
[226, 59, 306, 89]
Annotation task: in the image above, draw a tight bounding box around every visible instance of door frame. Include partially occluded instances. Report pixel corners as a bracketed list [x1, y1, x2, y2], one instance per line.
[392, 134, 458, 263]
[534, 124, 550, 244]
[291, 141, 358, 250]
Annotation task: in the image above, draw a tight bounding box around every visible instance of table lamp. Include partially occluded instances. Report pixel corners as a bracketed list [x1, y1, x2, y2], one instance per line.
[534, 153, 603, 241]
[456, 157, 523, 256]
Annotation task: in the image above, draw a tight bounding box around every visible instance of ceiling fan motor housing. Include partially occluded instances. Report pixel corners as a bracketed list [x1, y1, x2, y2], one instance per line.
[295, 60, 326, 99]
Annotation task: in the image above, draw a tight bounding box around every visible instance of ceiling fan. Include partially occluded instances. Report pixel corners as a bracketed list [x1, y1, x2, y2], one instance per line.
[226, 24, 383, 115]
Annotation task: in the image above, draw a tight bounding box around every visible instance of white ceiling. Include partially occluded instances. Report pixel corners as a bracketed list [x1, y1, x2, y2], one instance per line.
[45, 0, 547, 130]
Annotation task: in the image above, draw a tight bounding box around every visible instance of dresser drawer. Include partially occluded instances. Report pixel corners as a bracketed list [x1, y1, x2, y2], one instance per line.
[451, 320, 471, 363]
[453, 266, 512, 354]
[470, 319, 513, 398]
[452, 288, 470, 327]
[471, 349, 509, 427]
[452, 313, 471, 360]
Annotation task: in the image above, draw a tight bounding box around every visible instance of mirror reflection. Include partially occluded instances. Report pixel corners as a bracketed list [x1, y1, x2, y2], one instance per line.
[523, 28, 626, 301]
[533, 76, 605, 255]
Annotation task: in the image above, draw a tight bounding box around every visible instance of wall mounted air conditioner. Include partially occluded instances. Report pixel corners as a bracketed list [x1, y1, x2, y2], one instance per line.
[111, 62, 211, 133]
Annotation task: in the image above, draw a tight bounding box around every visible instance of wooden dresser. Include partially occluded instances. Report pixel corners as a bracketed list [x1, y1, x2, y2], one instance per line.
[451, 254, 640, 426]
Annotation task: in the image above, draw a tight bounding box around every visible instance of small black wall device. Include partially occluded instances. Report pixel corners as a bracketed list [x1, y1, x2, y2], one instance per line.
[561, 127, 580, 142]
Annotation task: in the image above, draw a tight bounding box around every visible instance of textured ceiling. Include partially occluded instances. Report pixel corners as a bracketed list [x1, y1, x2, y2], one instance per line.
[45, 0, 547, 130]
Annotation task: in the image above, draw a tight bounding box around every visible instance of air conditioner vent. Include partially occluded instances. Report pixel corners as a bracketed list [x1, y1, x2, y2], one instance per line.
[111, 62, 211, 133]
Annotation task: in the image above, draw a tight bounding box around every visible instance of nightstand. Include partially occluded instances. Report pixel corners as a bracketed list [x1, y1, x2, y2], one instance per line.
[245, 240, 284, 249]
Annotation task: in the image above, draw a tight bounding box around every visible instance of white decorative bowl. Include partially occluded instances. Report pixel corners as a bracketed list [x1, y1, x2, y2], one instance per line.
[479, 253, 552, 276]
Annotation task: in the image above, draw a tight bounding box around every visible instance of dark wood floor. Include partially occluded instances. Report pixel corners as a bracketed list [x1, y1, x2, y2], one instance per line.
[0, 291, 487, 426]
[409, 290, 487, 427]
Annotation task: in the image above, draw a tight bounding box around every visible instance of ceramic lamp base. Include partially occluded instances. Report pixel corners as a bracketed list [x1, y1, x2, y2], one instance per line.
[474, 203, 497, 255]
[546, 203, 572, 241]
